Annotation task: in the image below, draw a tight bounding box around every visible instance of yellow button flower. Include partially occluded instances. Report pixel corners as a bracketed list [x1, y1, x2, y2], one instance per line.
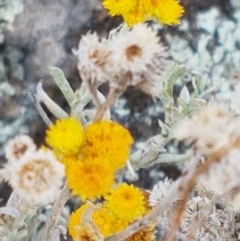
[152, 0, 185, 25]
[82, 121, 133, 170]
[92, 207, 129, 237]
[66, 157, 115, 201]
[102, 0, 184, 26]
[103, 0, 137, 16]
[45, 116, 84, 156]
[105, 183, 145, 222]
[69, 204, 128, 239]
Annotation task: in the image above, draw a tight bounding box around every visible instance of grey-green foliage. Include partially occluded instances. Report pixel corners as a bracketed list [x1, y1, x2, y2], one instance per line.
[0, 0, 24, 42]
[0, 47, 26, 144]
[0, 0, 23, 29]
[130, 64, 224, 169]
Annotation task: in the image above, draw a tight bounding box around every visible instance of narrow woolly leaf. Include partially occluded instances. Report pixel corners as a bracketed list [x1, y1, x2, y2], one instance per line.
[48, 67, 74, 106]
[37, 81, 69, 119]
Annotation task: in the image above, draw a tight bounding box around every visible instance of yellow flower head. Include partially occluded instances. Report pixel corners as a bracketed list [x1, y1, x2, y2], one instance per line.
[121, 0, 153, 26]
[82, 121, 133, 170]
[69, 204, 127, 238]
[152, 0, 185, 25]
[68, 203, 91, 239]
[66, 158, 114, 200]
[92, 207, 128, 237]
[46, 116, 84, 156]
[105, 183, 145, 222]
[103, 0, 137, 16]
[102, 0, 184, 26]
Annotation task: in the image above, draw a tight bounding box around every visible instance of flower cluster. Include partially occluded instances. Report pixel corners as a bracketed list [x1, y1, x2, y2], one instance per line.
[68, 183, 148, 239]
[102, 0, 184, 26]
[45, 117, 133, 200]
[78, 24, 169, 98]
[4, 135, 65, 206]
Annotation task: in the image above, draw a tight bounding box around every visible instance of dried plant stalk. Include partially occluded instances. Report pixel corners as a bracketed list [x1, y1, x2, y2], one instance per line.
[94, 88, 118, 121]
[41, 186, 70, 241]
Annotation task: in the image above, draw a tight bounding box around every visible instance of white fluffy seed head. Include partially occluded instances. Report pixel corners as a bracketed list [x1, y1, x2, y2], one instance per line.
[77, 24, 169, 98]
[5, 135, 36, 163]
[180, 197, 236, 240]
[77, 32, 112, 87]
[108, 24, 169, 96]
[149, 178, 174, 207]
[176, 103, 240, 155]
[8, 149, 65, 206]
[198, 149, 240, 197]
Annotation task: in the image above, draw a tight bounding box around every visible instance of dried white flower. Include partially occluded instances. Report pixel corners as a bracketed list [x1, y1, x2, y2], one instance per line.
[0, 213, 14, 237]
[198, 149, 240, 197]
[8, 149, 65, 206]
[195, 181, 222, 201]
[180, 196, 237, 241]
[149, 178, 178, 229]
[77, 32, 112, 87]
[176, 103, 240, 155]
[149, 178, 174, 207]
[77, 24, 169, 97]
[5, 135, 36, 163]
[227, 188, 240, 212]
[108, 24, 169, 96]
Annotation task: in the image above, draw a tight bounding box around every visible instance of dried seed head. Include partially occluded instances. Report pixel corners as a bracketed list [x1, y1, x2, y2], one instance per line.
[77, 24, 169, 119]
[8, 149, 65, 206]
[199, 148, 240, 197]
[149, 178, 174, 207]
[73, 223, 104, 241]
[77, 32, 112, 87]
[108, 24, 169, 96]
[5, 135, 36, 163]
[125, 223, 156, 241]
[176, 103, 240, 155]
[0, 214, 14, 237]
[180, 196, 236, 240]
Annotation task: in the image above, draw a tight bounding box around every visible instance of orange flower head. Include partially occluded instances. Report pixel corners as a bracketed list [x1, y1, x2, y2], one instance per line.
[92, 207, 128, 237]
[82, 121, 133, 170]
[65, 157, 114, 201]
